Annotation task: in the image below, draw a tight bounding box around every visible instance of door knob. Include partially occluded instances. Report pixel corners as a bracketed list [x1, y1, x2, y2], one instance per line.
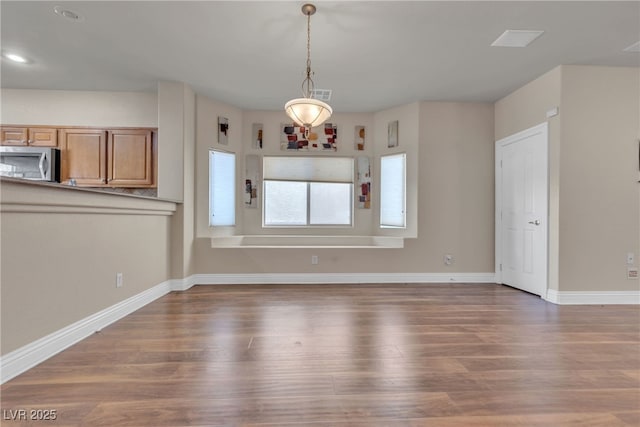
[528, 220, 541, 225]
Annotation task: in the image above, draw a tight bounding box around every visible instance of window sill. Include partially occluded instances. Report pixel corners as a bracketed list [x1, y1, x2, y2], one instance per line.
[210, 235, 404, 249]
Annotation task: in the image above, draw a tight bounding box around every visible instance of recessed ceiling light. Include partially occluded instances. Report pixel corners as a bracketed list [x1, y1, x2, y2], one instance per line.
[491, 30, 545, 48]
[623, 41, 640, 52]
[3, 53, 28, 63]
[54, 5, 84, 22]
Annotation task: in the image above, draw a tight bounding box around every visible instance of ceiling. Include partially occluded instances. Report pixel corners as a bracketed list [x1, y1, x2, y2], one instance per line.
[1, 1, 639, 113]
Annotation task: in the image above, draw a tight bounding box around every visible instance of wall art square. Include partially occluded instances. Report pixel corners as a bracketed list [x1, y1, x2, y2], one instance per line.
[244, 154, 259, 208]
[388, 120, 399, 148]
[218, 116, 229, 145]
[251, 123, 263, 149]
[355, 126, 366, 151]
[356, 156, 372, 209]
[280, 123, 338, 151]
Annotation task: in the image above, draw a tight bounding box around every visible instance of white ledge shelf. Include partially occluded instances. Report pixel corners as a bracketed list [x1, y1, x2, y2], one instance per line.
[210, 235, 404, 249]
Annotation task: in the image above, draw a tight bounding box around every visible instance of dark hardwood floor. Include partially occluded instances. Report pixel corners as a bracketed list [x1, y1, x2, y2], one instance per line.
[1, 283, 639, 426]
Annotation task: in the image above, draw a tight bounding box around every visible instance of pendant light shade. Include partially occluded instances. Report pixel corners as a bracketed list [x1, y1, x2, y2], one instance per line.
[285, 97, 332, 129]
[284, 4, 332, 129]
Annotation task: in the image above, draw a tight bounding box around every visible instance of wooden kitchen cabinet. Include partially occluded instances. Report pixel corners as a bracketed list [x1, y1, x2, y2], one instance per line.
[59, 127, 156, 188]
[1, 126, 58, 147]
[107, 129, 154, 187]
[59, 129, 108, 186]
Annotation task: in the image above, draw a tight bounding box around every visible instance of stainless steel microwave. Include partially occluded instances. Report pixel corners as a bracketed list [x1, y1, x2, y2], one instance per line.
[0, 146, 61, 182]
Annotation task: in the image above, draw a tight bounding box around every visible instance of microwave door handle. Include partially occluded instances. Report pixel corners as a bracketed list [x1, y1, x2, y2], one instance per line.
[38, 153, 48, 179]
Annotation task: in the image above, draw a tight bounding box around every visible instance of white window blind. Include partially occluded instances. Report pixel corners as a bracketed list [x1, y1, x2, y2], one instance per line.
[263, 156, 354, 226]
[380, 153, 406, 228]
[263, 156, 353, 183]
[209, 150, 236, 226]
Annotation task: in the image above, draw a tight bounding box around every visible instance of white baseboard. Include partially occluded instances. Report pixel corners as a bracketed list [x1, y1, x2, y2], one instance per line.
[545, 289, 640, 305]
[0, 280, 173, 384]
[191, 272, 497, 285]
[169, 275, 198, 291]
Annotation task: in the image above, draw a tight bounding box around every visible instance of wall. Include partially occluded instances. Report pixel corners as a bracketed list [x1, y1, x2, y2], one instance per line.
[374, 103, 420, 239]
[0, 88, 157, 127]
[193, 100, 495, 275]
[239, 110, 376, 236]
[420, 102, 495, 272]
[163, 83, 197, 279]
[0, 87, 177, 356]
[495, 65, 640, 293]
[158, 82, 188, 202]
[559, 66, 639, 291]
[194, 94, 244, 238]
[495, 67, 563, 291]
[0, 181, 174, 355]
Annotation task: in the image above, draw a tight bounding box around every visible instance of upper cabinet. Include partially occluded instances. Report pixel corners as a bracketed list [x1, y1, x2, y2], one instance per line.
[58, 127, 156, 188]
[59, 128, 108, 186]
[1, 126, 58, 147]
[107, 129, 154, 187]
[2, 124, 157, 188]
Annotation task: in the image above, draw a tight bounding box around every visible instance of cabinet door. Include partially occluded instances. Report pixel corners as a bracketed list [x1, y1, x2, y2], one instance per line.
[60, 129, 107, 186]
[1, 127, 28, 146]
[28, 127, 58, 147]
[107, 129, 153, 187]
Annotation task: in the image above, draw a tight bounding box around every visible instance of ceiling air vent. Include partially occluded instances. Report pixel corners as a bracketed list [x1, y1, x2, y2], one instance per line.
[311, 89, 332, 102]
[491, 30, 544, 47]
[624, 41, 640, 52]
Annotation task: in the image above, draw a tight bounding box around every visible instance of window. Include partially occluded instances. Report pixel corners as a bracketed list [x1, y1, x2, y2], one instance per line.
[263, 157, 353, 226]
[209, 150, 235, 226]
[380, 153, 406, 228]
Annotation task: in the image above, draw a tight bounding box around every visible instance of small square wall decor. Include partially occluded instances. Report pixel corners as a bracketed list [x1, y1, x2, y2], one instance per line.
[356, 156, 371, 209]
[252, 123, 263, 149]
[355, 126, 366, 151]
[218, 116, 229, 145]
[388, 120, 399, 148]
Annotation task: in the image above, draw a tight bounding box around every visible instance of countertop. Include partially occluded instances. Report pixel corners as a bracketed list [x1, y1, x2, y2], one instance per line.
[0, 177, 181, 203]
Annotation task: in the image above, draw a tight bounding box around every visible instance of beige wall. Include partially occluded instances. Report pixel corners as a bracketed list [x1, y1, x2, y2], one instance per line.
[495, 65, 640, 292]
[374, 103, 420, 239]
[0, 88, 157, 127]
[167, 84, 196, 279]
[495, 67, 563, 291]
[0, 181, 174, 355]
[559, 66, 639, 291]
[158, 81, 187, 202]
[0, 87, 178, 356]
[240, 110, 376, 236]
[421, 102, 496, 272]
[193, 101, 496, 274]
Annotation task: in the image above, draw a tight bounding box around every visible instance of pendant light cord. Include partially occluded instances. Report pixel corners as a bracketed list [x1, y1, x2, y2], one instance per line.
[303, 9, 314, 98]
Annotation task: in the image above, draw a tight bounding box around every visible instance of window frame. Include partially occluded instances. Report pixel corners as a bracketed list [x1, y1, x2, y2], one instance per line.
[262, 156, 354, 228]
[379, 152, 407, 229]
[209, 149, 236, 227]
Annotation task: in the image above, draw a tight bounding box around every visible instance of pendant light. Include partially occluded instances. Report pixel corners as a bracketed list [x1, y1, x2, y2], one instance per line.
[284, 3, 332, 129]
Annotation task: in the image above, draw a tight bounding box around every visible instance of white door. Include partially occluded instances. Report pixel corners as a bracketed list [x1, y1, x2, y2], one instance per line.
[496, 123, 548, 297]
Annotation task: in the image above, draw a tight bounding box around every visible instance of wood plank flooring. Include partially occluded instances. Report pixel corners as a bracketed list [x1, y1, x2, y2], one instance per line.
[1, 283, 639, 426]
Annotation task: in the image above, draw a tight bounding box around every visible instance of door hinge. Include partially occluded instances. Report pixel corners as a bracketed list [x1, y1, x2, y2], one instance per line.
[499, 263, 502, 271]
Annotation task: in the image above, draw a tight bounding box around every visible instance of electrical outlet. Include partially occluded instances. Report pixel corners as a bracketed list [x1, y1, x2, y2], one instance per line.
[627, 252, 635, 265]
[311, 255, 319, 265]
[628, 267, 638, 280]
[116, 273, 123, 288]
[444, 254, 453, 266]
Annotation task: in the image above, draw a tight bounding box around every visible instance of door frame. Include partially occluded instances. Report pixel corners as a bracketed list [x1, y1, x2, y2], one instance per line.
[495, 122, 549, 297]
